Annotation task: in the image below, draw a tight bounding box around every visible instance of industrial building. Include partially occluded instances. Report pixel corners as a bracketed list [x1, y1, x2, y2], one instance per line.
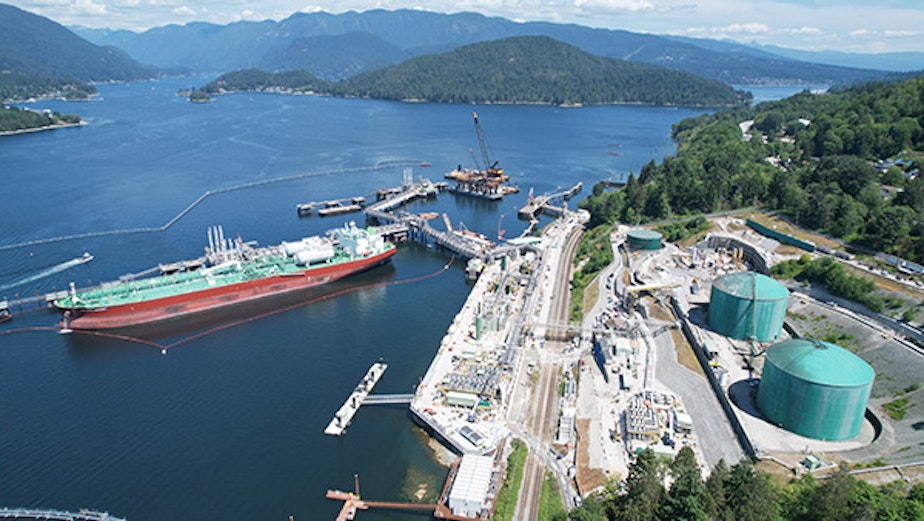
[448, 454, 495, 518]
[708, 271, 788, 341]
[756, 338, 875, 441]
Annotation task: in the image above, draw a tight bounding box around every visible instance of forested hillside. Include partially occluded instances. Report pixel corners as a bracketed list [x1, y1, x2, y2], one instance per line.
[580, 76, 924, 261]
[201, 69, 329, 95]
[338, 36, 745, 106]
[75, 8, 888, 86]
[0, 105, 80, 133]
[202, 37, 748, 107]
[0, 73, 97, 101]
[0, 3, 157, 103]
[563, 447, 924, 521]
[0, 3, 155, 83]
[258, 32, 411, 81]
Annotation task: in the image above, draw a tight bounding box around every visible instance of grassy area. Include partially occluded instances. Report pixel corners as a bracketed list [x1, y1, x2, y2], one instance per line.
[882, 397, 913, 420]
[570, 224, 613, 323]
[538, 472, 566, 521]
[581, 273, 601, 320]
[755, 458, 796, 485]
[671, 329, 703, 375]
[843, 263, 924, 301]
[574, 418, 608, 493]
[492, 439, 528, 521]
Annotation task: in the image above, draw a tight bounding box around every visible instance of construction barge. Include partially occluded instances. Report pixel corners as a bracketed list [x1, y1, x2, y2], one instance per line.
[445, 112, 517, 200]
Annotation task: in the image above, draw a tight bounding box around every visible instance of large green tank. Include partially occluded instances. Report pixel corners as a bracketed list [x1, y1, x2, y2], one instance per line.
[627, 229, 662, 250]
[708, 272, 788, 341]
[757, 338, 874, 441]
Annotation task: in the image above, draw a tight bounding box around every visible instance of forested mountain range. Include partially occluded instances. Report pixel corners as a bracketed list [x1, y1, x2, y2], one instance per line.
[258, 32, 411, 81]
[0, 3, 159, 103]
[580, 75, 924, 262]
[74, 8, 887, 86]
[200, 36, 748, 107]
[0, 3, 155, 83]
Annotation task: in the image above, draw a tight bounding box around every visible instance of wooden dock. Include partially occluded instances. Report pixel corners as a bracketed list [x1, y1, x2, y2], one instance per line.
[324, 362, 387, 436]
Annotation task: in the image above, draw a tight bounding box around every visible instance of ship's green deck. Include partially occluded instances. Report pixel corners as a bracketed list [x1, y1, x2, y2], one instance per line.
[56, 251, 353, 309]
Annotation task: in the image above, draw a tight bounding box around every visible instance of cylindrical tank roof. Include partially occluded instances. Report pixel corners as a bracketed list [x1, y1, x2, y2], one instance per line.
[764, 338, 874, 387]
[708, 272, 788, 342]
[627, 229, 662, 240]
[712, 272, 789, 301]
[627, 229, 662, 250]
[757, 338, 874, 441]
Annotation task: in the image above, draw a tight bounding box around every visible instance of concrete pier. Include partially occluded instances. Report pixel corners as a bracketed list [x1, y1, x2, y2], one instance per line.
[324, 362, 387, 436]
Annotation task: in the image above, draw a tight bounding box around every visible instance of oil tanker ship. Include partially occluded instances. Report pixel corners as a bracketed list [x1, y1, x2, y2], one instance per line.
[55, 222, 396, 330]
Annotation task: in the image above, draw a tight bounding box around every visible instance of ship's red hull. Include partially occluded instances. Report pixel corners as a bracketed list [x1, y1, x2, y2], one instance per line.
[61, 247, 395, 330]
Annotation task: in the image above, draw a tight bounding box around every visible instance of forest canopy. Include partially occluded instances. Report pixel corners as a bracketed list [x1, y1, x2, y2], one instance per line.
[201, 36, 749, 108]
[579, 76, 924, 261]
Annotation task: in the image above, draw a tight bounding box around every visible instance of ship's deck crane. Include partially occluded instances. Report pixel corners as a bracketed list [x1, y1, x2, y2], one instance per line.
[472, 112, 505, 180]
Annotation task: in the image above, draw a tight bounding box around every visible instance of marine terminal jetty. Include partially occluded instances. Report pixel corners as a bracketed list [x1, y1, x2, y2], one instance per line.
[324, 174, 924, 520]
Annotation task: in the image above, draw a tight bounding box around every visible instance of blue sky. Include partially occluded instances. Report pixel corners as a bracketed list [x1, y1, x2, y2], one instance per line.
[8, 0, 923, 53]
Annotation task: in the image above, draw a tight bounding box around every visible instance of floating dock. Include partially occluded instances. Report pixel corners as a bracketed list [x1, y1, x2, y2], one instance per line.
[324, 362, 387, 436]
[297, 196, 367, 216]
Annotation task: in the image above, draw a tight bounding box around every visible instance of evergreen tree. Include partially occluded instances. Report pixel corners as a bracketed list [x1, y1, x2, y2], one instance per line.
[613, 449, 665, 521]
[661, 446, 709, 521]
[704, 459, 733, 521]
[726, 461, 779, 521]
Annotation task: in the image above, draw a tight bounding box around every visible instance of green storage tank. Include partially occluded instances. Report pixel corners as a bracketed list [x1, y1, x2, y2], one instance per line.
[627, 229, 662, 250]
[757, 339, 874, 441]
[708, 272, 788, 341]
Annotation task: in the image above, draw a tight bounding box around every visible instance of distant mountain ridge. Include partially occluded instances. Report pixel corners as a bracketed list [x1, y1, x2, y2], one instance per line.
[259, 32, 411, 81]
[203, 36, 748, 107]
[665, 35, 924, 73]
[73, 8, 887, 85]
[0, 3, 155, 82]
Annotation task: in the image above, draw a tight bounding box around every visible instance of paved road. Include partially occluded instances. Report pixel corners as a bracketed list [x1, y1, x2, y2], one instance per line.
[652, 325, 745, 468]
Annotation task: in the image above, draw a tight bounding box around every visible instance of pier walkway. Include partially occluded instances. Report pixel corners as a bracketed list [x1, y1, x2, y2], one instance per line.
[0, 508, 126, 521]
[518, 182, 582, 219]
[365, 182, 492, 260]
[324, 362, 387, 436]
[362, 394, 414, 405]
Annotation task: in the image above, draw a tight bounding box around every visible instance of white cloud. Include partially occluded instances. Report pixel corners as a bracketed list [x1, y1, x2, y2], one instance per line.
[722, 22, 771, 35]
[171, 4, 194, 16]
[573, 0, 655, 13]
[70, 0, 107, 15]
[884, 29, 919, 38]
[782, 26, 822, 35]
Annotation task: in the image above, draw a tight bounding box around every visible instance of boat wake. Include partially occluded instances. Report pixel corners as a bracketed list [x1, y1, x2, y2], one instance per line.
[0, 253, 93, 293]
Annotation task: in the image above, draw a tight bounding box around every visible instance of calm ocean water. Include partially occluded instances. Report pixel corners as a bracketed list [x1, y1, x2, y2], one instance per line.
[0, 79, 797, 520]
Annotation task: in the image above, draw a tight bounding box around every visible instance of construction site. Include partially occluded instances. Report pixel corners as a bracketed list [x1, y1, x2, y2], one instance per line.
[573, 215, 924, 496]
[315, 197, 924, 520]
[444, 112, 519, 200]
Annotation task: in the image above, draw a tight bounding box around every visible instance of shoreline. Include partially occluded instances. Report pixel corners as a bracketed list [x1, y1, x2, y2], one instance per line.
[0, 121, 87, 137]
